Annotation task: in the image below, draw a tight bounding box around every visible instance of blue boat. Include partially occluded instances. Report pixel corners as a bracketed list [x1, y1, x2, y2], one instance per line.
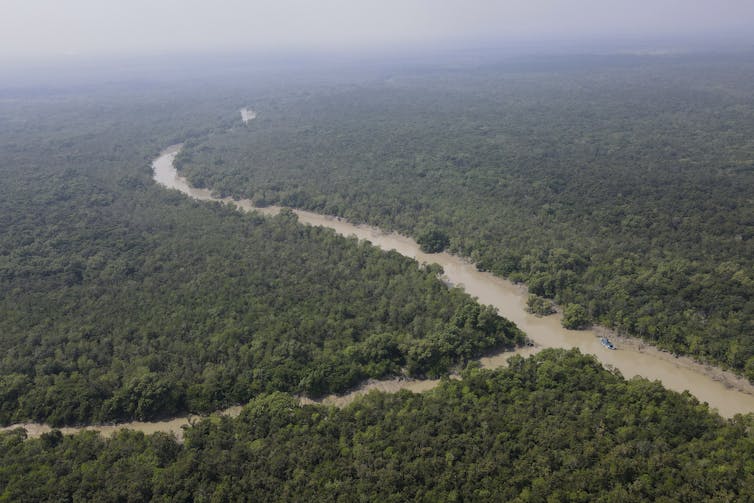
[600, 337, 616, 350]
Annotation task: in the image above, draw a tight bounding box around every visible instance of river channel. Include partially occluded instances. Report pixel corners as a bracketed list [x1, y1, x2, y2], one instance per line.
[6, 116, 754, 441]
[153, 144, 754, 419]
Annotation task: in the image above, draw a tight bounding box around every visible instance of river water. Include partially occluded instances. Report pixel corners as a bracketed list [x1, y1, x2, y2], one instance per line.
[6, 122, 754, 441]
[153, 145, 754, 418]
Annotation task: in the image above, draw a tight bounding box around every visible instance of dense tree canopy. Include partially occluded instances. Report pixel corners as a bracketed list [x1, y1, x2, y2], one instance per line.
[177, 53, 754, 378]
[562, 304, 590, 330]
[417, 228, 450, 253]
[3, 53, 754, 500]
[0, 91, 521, 426]
[526, 294, 556, 316]
[2, 350, 753, 502]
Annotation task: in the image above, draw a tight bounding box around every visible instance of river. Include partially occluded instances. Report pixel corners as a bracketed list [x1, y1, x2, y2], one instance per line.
[5, 116, 754, 441]
[153, 144, 754, 418]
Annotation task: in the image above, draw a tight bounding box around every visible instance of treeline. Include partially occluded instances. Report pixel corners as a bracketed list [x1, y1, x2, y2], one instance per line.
[0, 92, 522, 426]
[2, 349, 753, 501]
[177, 53, 754, 378]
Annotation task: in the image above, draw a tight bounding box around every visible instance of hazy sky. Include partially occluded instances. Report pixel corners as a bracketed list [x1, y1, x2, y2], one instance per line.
[2, 0, 754, 63]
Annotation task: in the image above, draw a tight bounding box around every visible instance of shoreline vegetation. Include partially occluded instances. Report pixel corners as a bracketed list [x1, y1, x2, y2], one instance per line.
[156, 141, 754, 416]
[177, 60, 754, 384]
[5, 82, 753, 438]
[3, 53, 754, 500]
[2, 347, 542, 440]
[0, 105, 525, 430]
[4, 350, 754, 501]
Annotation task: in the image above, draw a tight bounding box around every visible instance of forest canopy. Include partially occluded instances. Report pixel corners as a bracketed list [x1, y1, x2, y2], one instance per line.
[2, 350, 753, 502]
[176, 53, 754, 379]
[0, 90, 521, 426]
[2, 52, 754, 501]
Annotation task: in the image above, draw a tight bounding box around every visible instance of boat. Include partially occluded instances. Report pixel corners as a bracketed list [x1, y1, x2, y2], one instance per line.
[600, 337, 616, 350]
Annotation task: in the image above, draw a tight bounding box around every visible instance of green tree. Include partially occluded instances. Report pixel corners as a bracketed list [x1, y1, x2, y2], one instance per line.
[526, 294, 556, 316]
[562, 304, 590, 329]
[417, 228, 450, 253]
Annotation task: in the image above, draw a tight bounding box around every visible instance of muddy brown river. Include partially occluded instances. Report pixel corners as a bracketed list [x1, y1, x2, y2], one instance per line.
[5, 116, 754, 440]
[152, 145, 754, 419]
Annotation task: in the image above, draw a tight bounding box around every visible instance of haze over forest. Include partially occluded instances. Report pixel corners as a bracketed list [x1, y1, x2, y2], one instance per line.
[4, 1, 754, 501]
[3, 0, 754, 69]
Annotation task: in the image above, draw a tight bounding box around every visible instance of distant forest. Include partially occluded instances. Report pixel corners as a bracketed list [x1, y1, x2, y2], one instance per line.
[177, 53, 754, 379]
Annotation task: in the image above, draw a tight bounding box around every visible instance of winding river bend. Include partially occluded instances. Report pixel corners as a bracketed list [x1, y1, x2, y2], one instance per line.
[6, 117, 754, 441]
[153, 144, 754, 419]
